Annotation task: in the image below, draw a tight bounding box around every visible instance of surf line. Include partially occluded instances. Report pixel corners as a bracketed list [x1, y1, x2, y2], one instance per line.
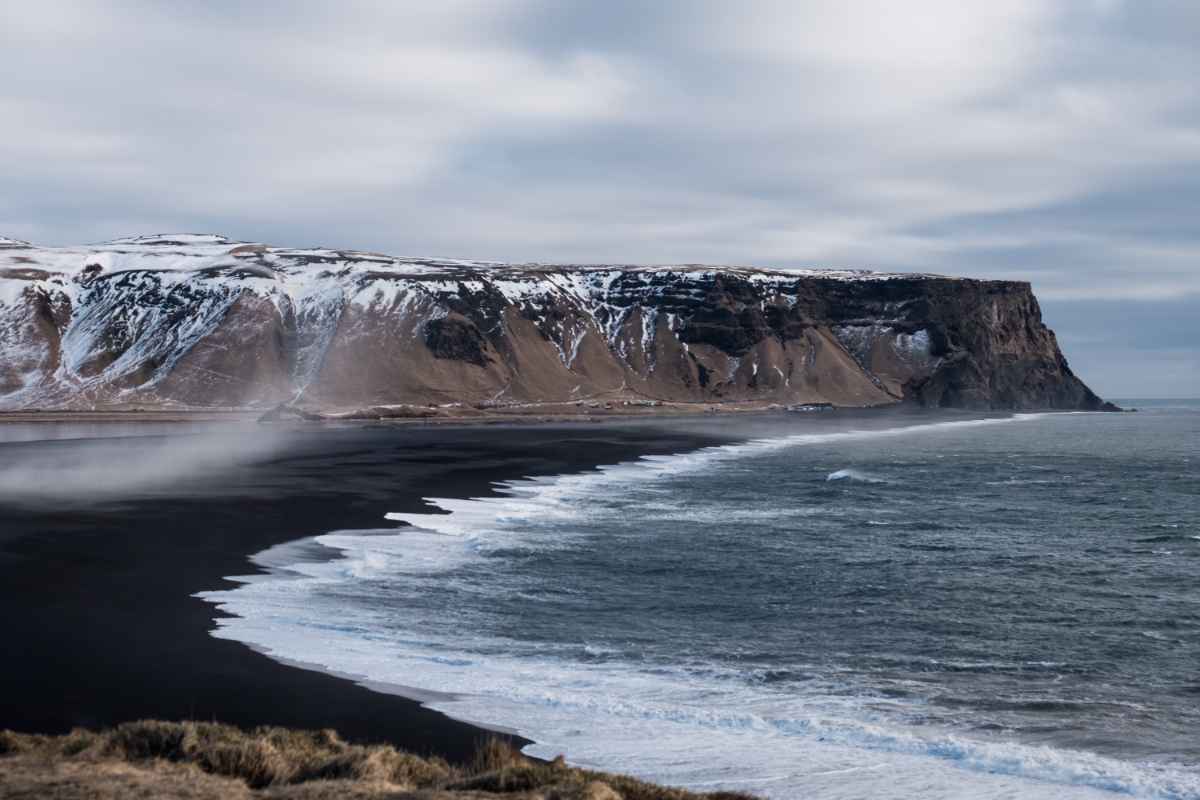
[383, 413, 1045, 535]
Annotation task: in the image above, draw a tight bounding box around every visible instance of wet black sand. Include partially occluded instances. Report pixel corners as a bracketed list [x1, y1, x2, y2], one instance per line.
[0, 422, 718, 763]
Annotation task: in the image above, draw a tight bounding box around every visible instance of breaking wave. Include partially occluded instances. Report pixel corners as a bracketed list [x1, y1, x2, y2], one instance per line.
[826, 468, 886, 483]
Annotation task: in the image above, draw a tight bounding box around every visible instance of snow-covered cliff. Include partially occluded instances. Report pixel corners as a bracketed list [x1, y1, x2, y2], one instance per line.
[0, 234, 1110, 412]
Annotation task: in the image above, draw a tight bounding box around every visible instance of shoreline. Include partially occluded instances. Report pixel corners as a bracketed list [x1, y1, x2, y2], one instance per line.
[0, 422, 723, 763]
[171, 407, 1200, 800]
[185, 409, 1047, 773]
[0, 400, 881, 428]
[0, 394, 1127, 434]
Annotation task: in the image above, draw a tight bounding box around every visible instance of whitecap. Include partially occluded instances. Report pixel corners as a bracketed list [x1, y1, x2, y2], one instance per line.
[827, 468, 886, 483]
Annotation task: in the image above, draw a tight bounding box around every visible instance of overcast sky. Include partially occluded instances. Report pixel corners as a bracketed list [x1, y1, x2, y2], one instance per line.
[2, 1, 1197, 397]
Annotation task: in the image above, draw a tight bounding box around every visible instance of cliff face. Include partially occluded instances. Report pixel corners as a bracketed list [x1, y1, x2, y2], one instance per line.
[0, 234, 1111, 412]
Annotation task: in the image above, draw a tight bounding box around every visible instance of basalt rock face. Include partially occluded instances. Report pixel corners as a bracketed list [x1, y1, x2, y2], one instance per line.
[0, 234, 1112, 412]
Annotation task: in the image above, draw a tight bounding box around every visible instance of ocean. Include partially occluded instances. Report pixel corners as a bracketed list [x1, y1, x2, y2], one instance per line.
[199, 401, 1200, 799]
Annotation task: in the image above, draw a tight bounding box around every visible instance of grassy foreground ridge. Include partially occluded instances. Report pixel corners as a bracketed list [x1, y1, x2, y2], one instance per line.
[0, 720, 756, 800]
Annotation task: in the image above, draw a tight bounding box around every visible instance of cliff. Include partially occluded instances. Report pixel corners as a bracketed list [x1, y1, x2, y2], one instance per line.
[0, 234, 1113, 412]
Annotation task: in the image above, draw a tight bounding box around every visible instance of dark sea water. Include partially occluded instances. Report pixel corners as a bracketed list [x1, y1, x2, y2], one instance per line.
[201, 402, 1200, 799]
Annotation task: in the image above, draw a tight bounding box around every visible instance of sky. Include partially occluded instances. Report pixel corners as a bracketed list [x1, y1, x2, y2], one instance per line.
[2, 1, 1197, 397]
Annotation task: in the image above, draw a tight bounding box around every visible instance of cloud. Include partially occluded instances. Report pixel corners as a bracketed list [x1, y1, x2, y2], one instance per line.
[1, 1, 1197, 393]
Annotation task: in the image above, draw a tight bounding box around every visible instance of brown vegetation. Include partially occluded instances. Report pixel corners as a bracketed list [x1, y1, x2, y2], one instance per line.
[0, 721, 756, 800]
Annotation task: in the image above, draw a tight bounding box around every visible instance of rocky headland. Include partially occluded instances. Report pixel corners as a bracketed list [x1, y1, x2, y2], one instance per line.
[0, 234, 1114, 414]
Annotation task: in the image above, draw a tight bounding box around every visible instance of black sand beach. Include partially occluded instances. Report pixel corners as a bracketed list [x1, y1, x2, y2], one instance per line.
[0, 422, 719, 763]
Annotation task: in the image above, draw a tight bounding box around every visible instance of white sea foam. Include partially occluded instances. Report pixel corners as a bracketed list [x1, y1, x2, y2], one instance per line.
[198, 413, 1200, 800]
[825, 468, 886, 483]
[382, 415, 1041, 537]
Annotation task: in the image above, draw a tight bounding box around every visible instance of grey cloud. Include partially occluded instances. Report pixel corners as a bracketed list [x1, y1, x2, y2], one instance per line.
[1, 1, 1197, 394]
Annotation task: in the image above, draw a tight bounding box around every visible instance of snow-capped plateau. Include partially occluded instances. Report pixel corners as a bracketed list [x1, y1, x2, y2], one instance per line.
[0, 235, 1109, 412]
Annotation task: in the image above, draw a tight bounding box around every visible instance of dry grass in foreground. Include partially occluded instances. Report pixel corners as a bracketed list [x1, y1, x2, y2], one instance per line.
[0, 720, 756, 800]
